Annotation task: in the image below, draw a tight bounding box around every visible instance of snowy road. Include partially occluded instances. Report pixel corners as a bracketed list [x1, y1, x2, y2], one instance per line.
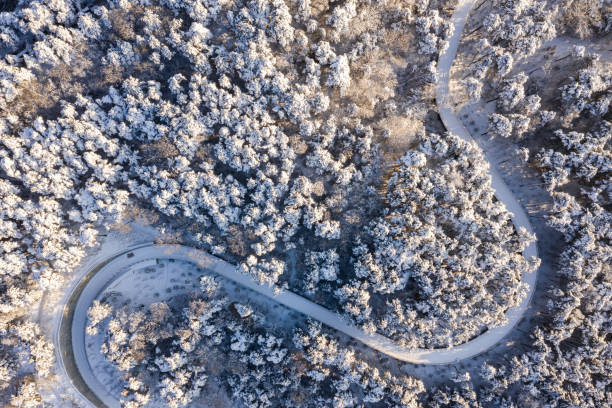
[434, 0, 539, 359]
[64, 238, 538, 406]
[56, 1, 540, 406]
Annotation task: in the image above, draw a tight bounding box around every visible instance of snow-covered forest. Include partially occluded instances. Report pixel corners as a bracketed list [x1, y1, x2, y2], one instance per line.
[0, 0, 609, 407]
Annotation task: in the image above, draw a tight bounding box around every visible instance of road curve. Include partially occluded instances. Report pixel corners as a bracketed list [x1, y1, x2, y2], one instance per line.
[55, 242, 154, 408]
[435, 0, 539, 356]
[56, 1, 540, 406]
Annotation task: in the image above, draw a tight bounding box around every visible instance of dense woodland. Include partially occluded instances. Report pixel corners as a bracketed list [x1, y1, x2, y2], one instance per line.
[0, 0, 610, 407]
[454, 0, 611, 406]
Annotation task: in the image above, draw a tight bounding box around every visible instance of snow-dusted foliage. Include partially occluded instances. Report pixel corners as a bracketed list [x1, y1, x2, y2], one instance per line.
[453, 6, 611, 404]
[488, 112, 514, 138]
[327, 55, 351, 93]
[0, 66, 131, 404]
[479, 163, 611, 407]
[303, 249, 339, 293]
[481, 0, 557, 57]
[559, 58, 611, 119]
[538, 121, 611, 203]
[5, 0, 608, 406]
[497, 72, 528, 112]
[462, 76, 484, 101]
[460, 0, 557, 105]
[415, 10, 453, 57]
[88, 278, 222, 407]
[89, 279, 425, 407]
[292, 321, 425, 407]
[486, 72, 553, 139]
[0, 0, 467, 403]
[500, 194, 611, 407]
[558, 0, 612, 39]
[336, 133, 537, 348]
[487, 61, 612, 403]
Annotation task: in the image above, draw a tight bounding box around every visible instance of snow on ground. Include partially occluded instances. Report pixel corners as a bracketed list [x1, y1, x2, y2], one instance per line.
[70, 231, 542, 407]
[435, 0, 539, 361]
[48, 223, 161, 408]
[58, 4, 549, 406]
[85, 259, 201, 406]
[84, 256, 306, 406]
[70, 241, 311, 407]
[53, 1, 553, 405]
[419, 0, 611, 389]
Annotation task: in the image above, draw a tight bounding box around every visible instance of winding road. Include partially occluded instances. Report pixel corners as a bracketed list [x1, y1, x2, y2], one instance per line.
[55, 0, 539, 406]
[433, 0, 539, 359]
